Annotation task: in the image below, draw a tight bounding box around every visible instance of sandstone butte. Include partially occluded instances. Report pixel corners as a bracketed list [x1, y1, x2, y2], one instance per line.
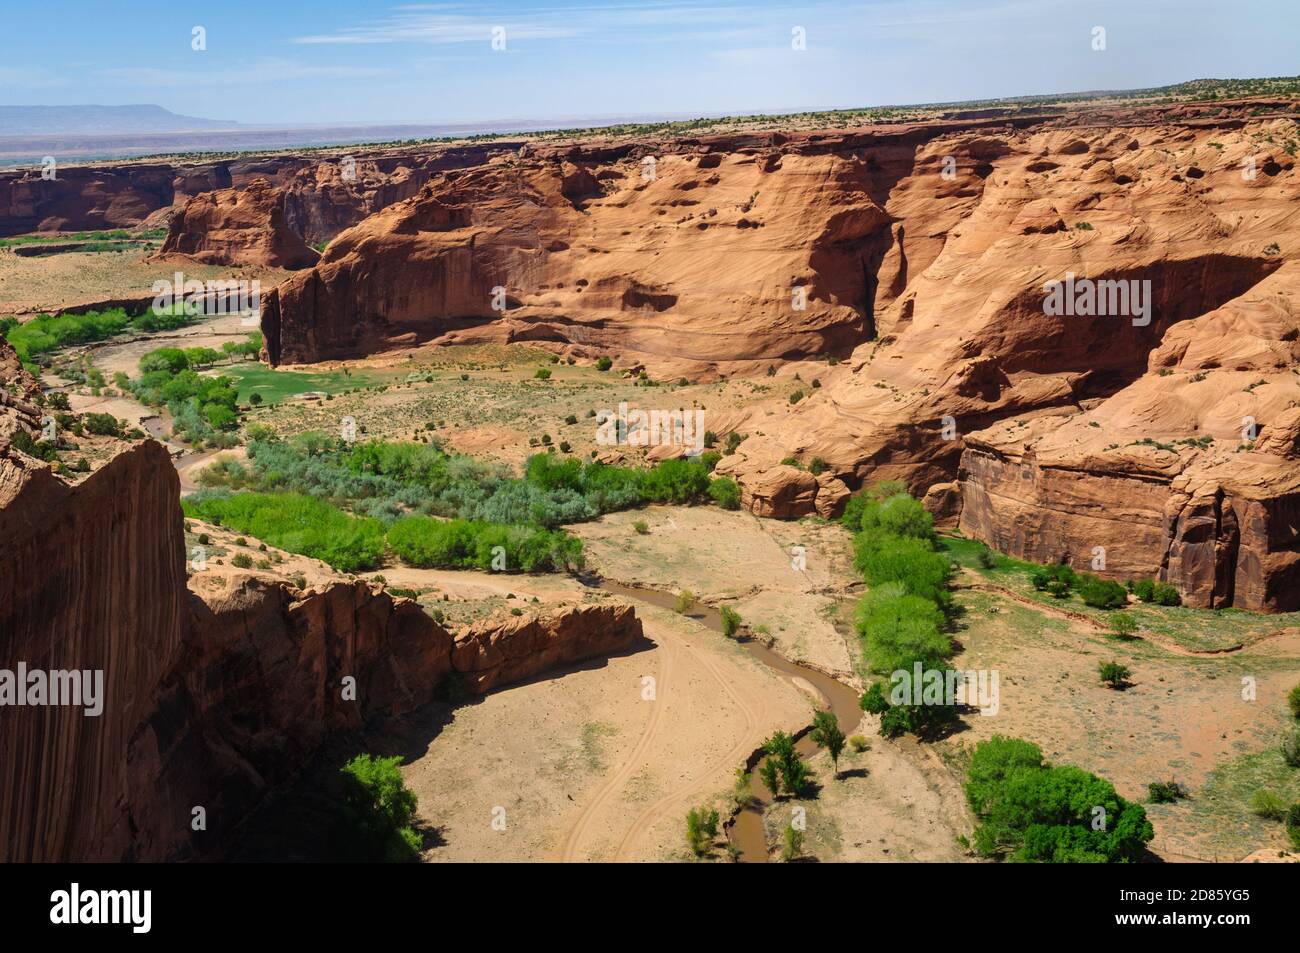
[154, 177, 320, 270]
[0, 340, 643, 861]
[242, 101, 1298, 613]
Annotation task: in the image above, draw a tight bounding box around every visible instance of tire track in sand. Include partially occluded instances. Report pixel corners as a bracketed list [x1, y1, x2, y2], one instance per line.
[611, 629, 763, 861]
[558, 626, 676, 862]
[559, 618, 765, 862]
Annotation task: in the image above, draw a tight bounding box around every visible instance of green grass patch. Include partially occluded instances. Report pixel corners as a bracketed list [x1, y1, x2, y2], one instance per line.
[220, 364, 389, 405]
[1184, 746, 1300, 859]
[0, 228, 166, 248]
[182, 492, 387, 573]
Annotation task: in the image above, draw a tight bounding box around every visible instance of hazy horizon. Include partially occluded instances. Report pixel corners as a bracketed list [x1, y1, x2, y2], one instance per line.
[3, 0, 1297, 127]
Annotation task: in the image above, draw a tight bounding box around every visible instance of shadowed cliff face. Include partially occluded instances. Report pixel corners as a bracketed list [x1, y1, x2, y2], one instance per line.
[0, 439, 187, 862]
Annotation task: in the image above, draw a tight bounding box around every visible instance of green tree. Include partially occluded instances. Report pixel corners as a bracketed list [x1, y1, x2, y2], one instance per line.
[965, 735, 1153, 862]
[781, 822, 804, 862]
[685, 806, 719, 857]
[810, 709, 846, 777]
[720, 605, 742, 638]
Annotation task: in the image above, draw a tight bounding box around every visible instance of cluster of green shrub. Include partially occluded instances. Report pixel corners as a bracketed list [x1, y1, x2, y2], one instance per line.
[387, 516, 582, 573]
[1027, 562, 1168, 609]
[182, 492, 387, 572]
[1127, 577, 1182, 606]
[183, 490, 585, 574]
[1, 306, 196, 366]
[965, 735, 1154, 862]
[128, 337, 260, 448]
[0, 228, 165, 248]
[845, 482, 959, 739]
[199, 433, 741, 526]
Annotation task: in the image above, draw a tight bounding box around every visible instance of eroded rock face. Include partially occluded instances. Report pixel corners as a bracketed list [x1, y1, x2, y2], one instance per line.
[0, 437, 187, 863]
[451, 603, 641, 693]
[703, 110, 1300, 607]
[262, 125, 1012, 369]
[156, 178, 319, 269]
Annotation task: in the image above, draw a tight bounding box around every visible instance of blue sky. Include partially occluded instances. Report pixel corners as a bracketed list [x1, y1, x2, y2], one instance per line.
[1, 0, 1296, 125]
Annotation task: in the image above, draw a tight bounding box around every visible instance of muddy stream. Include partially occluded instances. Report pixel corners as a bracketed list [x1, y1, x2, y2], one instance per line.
[581, 576, 861, 863]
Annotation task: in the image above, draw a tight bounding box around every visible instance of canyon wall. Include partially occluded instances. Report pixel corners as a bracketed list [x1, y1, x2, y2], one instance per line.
[0, 142, 520, 240]
[0, 346, 642, 859]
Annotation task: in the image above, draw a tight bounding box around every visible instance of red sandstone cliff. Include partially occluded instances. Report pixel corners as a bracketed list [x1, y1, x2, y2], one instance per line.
[156, 178, 319, 269]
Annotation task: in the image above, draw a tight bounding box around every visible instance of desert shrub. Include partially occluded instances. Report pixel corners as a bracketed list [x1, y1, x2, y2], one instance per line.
[641, 457, 710, 503]
[1132, 578, 1156, 602]
[1152, 582, 1182, 606]
[82, 412, 123, 437]
[848, 734, 868, 753]
[1046, 579, 1071, 599]
[181, 492, 386, 572]
[633, 519, 649, 535]
[339, 754, 421, 862]
[976, 547, 998, 569]
[720, 605, 742, 638]
[386, 517, 582, 573]
[1289, 683, 1300, 719]
[674, 589, 697, 614]
[1099, 661, 1131, 689]
[534, 368, 551, 380]
[1109, 612, 1139, 639]
[1283, 727, 1300, 768]
[965, 735, 1153, 862]
[1288, 804, 1300, 849]
[707, 476, 741, 509]
[1079, 577, 1128, 609]
[1251, 789, 1287, 820]
[595, 356, 612, 371]
[1147, 780, 1187, 803]
[684, 806, 719, 857]
[11, 429, 58, 462]
[231, 553, 253, 570]
[781, 822, 804, 861]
